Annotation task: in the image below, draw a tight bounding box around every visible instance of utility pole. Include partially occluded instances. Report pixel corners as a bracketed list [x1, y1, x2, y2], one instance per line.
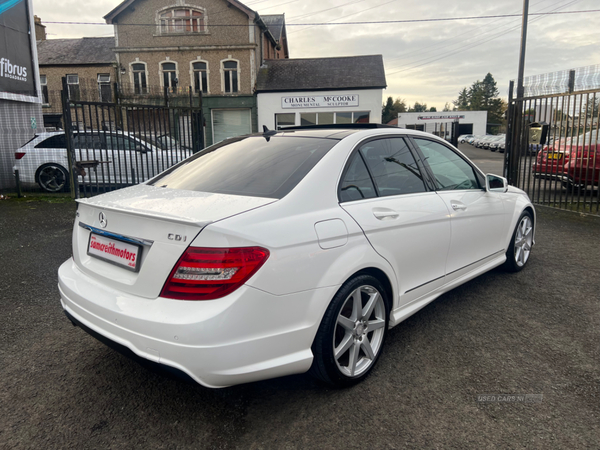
[508, 0, 529, 185]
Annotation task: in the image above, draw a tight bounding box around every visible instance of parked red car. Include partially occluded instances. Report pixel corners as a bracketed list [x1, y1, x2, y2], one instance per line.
[532, 131, 600, 189]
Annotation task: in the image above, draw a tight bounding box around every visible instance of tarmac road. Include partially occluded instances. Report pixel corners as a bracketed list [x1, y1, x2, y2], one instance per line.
[1, 190, 599, 448]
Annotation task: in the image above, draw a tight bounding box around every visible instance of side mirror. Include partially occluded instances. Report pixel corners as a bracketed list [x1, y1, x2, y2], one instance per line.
[486, 174, 508, 193]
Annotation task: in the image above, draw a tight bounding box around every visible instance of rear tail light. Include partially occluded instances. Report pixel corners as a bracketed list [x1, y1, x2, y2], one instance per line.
[160, 247, 269, 300]
[15, 152, 26, 160]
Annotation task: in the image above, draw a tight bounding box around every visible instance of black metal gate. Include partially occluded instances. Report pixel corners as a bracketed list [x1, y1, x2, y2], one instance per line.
[504, 66, 600, 215]
[61, 78, 204, 198]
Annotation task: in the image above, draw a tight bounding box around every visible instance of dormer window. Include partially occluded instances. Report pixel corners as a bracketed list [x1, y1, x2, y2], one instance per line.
[159, 7, 206, 34]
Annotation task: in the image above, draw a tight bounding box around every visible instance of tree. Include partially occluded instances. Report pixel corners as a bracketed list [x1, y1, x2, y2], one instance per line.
[452, 73, 506, 130]
[429, 106, 437, 112]
[442, 102, 452, 112]
[453, 88, 469, 110]
[382, 96, 407, 123]
[409, 102, 428, 112]
[585, 98, 599, 118]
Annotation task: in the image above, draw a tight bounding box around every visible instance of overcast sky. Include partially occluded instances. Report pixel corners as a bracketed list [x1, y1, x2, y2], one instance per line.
[32, 0, 600, 109]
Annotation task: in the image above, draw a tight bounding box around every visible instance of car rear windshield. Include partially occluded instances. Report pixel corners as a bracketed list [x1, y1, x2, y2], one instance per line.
[148, 135, 338, 199]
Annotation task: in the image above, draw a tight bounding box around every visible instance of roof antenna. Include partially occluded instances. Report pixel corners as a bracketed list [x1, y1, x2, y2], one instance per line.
[262, 125, 277, 141]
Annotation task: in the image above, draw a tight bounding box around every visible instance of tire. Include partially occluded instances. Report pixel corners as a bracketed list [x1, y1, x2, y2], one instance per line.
[310, 274, 390, 388]
[36, 164, 69, 193]
[503, 211, 533, 272]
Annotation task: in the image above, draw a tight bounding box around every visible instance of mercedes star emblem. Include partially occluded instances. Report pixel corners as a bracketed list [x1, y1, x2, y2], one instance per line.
[99, 212, 107, 228]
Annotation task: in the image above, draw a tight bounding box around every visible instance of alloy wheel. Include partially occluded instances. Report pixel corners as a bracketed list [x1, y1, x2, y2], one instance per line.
[333, 285, 386, 377]
[514, 215, 533, 267]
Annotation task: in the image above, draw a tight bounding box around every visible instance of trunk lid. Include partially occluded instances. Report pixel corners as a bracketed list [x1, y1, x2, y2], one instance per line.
[73, 184, 276, 298]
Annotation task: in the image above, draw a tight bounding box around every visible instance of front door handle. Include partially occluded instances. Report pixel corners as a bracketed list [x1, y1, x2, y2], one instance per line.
[451, 201, 467, 211]
[373, 209, 399, 220]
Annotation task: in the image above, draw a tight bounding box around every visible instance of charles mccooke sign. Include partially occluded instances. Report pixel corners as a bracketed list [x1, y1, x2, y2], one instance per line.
[282, 94, 359, 109]
[0, 0, 37, 98]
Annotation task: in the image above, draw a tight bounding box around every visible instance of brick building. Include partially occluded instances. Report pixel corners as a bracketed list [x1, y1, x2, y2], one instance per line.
[37, 37, 117, 117]
[103, 0, 288, 145]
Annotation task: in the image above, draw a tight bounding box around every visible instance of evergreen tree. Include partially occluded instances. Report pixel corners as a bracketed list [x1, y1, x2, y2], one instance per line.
[382, 96, 407, 123]
[452, 73, 506, 129]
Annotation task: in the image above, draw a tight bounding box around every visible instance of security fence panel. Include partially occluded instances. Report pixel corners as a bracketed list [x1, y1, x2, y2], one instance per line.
[505, 66, 600, 216]
[7, 80, 204, 198]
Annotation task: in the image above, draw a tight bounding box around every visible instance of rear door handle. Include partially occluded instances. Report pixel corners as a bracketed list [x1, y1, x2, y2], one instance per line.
[373, 209, 399, 220]
[451, 201, 467, 211]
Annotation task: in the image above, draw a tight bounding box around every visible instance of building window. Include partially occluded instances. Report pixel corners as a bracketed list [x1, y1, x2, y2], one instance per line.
[40, 75, 49, 105]
[354, 111, 370, 123]
[336, 112, 352, 124]
[222, 60, 238, 93]
[275, 113, 295, 129]
[161, 61, 178, 93]
[131, 63, 147, 94]
[298, 111, 370, 125]
[97, 73, 111, 102]
[159, 7, 206, 34]
[192, 61, 208, 94]
[300, 113, 316, 125]
[66, 74, 80, 100]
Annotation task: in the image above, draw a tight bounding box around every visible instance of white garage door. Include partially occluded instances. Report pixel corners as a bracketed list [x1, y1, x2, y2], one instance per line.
[212, 109, 252, 144]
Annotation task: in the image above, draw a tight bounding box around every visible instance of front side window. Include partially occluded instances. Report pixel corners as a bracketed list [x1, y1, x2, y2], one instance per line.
[192, 61, 208, 94]
[97, 73, 111, 102]
[161, 62, 178, 92]
[149, 136, 337, 199]
[222, 60, 238, 93]
[413, 138, 481, 190]
[40, 75, 49, 105]
[359, 138, 426, 196]
[132, 63, 147, 94]
[66, 74, 79, 100]
[106, 135, 146, 151]
[159, 7, 206, 34]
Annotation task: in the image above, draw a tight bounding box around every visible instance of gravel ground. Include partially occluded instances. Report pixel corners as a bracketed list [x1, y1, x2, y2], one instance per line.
[0, 197, 598, 449]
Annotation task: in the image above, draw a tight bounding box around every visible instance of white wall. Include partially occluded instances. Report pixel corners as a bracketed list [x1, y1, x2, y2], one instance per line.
[257, 89, 383, 130]
[396, 111, 488, 136]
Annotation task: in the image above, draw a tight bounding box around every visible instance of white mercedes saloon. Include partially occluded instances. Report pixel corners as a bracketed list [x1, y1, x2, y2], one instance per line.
[58, 126, 535, 388]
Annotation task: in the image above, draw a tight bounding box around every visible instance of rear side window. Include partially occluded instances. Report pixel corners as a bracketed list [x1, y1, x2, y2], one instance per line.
[149, 136, 337, 199]
[339, 152, 377, 202]
[35, 134, 66, 149]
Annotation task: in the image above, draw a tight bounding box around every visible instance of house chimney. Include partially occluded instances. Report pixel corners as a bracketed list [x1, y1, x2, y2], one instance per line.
[34, 16, 46, 41]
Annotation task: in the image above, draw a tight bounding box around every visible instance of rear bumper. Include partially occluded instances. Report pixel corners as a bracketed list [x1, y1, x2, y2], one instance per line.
[59, 258, 337, 388]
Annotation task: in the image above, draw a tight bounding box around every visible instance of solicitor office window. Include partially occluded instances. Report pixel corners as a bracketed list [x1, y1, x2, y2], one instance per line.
[39, 75, 49, 105]
[161, 62, 178, 93]
[132, 63, 147, 94]
[159, 7, 206, 34]
[192, 61, 208, 94]
[66, 74, 80, 100]
[97, 73, 111, 102]
[275, 113, 295, 129]
[222, 60, 238, 93]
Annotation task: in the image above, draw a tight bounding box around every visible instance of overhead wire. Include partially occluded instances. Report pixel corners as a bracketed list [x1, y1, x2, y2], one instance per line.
[384, 0, 579, 72]
[384, 0, 584, 76]
[43, 9, 600, 27]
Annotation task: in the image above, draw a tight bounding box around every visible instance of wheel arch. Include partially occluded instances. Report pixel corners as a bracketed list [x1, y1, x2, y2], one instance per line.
[349, 267, 394, 312]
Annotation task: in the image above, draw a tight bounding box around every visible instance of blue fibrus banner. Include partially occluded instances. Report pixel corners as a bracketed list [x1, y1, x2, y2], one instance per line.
[0, 0, 37, 97]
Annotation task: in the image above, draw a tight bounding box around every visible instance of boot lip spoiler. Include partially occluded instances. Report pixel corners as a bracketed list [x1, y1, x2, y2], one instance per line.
[76, 199, 212, 227]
